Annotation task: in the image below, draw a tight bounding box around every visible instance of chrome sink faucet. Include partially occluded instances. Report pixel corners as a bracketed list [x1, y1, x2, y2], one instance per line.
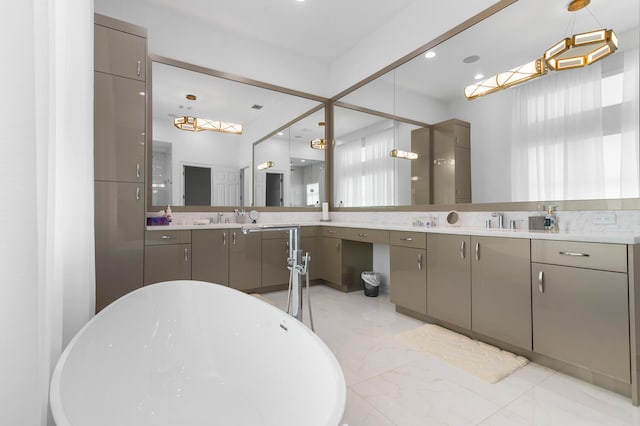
[492, 212, 505, 229]
[217, 212, 223, 224]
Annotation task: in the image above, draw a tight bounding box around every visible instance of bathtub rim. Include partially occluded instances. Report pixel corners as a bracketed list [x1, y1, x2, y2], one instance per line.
[49, 280, 346, 426]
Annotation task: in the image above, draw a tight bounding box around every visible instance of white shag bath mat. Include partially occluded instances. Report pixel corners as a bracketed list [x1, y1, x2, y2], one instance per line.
[396, 324, 528, 383]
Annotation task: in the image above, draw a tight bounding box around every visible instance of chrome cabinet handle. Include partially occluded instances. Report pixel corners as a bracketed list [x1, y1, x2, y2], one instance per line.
[357, 233, 368, 238]
[417, 253, 423, 271]
[460, 241, 466, 259]
[232, 232, 237, 245]
[538, 271, 544, 293]
[136, 60, 142, 76]
[184, 247, 188, 263]
[559, 251, 590, 257]
[400, 237, 413, 241]
[136, 163, 141, 178]
[136, 187, 141, 201]
[328, 230, 337, 234]
[475, 242, 480, 261]
[222, 232, 227, 245]
[161, 235, 176, 240]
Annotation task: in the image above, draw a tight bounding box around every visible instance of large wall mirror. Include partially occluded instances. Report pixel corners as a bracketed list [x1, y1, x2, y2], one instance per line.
[253, 107, 326, 207]
[335, 0, 639, 208]
[150, 58, 324, 209]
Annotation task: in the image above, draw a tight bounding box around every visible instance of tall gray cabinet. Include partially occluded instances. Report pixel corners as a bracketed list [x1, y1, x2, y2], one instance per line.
[94, 15, 147, 311]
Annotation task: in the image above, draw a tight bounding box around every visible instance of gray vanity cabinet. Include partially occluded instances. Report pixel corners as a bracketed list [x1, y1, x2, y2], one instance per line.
[191, 229, 230, 286]
[143, 230, 191, 285]
[94, 72, 145, 183]
[261, 231, 291, 288]
[319, 235, 343, 287]
[94, 19, 146, 81]
[531, 240, 630, 382]
[94, 15, 147, 312]
[94, 181, 144, 311]
[390, 232, 427, 315]
[427, 233, 471, 329]
[229, 230, 262, 291]
[471, 236, 532, 350]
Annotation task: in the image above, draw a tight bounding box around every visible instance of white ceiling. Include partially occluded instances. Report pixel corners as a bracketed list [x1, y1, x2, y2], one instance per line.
[135, 0, 417, 63]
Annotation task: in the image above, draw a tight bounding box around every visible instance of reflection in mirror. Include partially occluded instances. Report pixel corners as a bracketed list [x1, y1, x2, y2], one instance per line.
[333, 106, 427, 207]
[254, 108, 326, 207]
[337, 0, 639, 207]
[151, 60, 321, 208]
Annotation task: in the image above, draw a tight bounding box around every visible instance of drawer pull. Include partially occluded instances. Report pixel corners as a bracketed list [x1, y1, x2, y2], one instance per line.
[460, 241, 466, 259]
[184, 247, 188, 262]
[136, 187, 141, 201]
[475, 242, 480, 261]
[538, 271, 544, 293]
[328, 230, 337, 234]
[161, 235, 176, 240]
[400, 237, 413, 241]
[559, 251, 590, 257]
[136, 60, 142, 76]
[358, 233, 368, 238]
[136, 163, 141, 178]
[418, 253, 423, 271]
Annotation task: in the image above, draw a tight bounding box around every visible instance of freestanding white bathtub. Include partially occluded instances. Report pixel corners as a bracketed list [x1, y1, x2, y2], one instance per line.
[50, 280, 346, 426]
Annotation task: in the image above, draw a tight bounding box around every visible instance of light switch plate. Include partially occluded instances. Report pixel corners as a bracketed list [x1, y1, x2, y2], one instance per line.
[591, 212, 617, 225]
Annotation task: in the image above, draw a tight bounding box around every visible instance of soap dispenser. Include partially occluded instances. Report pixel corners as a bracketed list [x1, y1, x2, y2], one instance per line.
[166, 205, 173, 224]
[544, 206, 557, 231]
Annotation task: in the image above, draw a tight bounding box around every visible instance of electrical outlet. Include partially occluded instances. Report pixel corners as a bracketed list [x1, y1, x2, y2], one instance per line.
[591, 212, 617, 225]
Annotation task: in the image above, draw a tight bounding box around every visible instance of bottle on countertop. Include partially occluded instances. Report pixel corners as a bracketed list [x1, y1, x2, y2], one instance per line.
[544, 205, 557, 231]
[166, 205, 172, 223]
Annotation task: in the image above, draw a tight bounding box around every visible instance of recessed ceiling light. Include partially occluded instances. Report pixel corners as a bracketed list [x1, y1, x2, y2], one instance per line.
[296, 0, 304, 2]
[301, 159, 306, 163]
[474, 73, 485, 80]
[277, 132, 284, 136]
[424, 51, 436, 59]
[463, 55, 480, 64]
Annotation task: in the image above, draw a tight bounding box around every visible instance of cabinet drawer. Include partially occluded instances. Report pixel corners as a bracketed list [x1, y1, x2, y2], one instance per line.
[531, 240, 626, 272]
[145, 230, 191, 245]
[341, 228, 389, 244]
[321, 227, 343, 238]
[389, 231, 426, 249]
[260, 226, 318, 240]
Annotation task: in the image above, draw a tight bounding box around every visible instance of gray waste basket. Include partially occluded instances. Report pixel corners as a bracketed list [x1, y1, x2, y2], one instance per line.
[361, 271, 380, 297]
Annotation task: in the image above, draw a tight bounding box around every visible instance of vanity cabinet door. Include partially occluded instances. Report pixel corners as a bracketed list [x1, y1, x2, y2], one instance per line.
[302, 236, 319, 281]
[229, 231, 261, 291]
[532, 262, 630, 382]
[427, 233, 471, 329]
[390, 245, 427, 315]
[191, 229, 229, 286]
[144, 244, 191, 285]
[261, 237, 290, 287]
[94, 72, 146, 183]
[94, 23, 146, 81]
[471, 236, 532, 350]
[95, 181, 144, 311]
[319, 237, 342, 286]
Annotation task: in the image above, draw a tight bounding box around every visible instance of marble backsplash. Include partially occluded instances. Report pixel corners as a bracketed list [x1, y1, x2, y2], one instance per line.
[159, 209, 640, 234]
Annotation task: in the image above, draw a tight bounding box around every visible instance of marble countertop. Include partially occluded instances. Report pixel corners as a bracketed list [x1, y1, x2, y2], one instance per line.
[147, 221, 640, 244]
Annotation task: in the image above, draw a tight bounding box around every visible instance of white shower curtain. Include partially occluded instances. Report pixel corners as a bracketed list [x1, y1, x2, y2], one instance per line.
[510, 44, 639, 202]
[1, 1, 94, 425]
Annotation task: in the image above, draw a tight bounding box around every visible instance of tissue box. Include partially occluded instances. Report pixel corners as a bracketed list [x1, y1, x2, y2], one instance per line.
[147, 216, 169, 226]
[528, 216, 545, 230]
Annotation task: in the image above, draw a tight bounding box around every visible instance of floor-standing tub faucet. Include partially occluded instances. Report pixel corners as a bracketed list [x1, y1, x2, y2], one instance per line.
[242, 225, 310, 323]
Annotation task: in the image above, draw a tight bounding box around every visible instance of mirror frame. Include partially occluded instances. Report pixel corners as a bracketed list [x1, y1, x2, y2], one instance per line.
[326, 0, 640, 212]
[146, 54, 329, 213]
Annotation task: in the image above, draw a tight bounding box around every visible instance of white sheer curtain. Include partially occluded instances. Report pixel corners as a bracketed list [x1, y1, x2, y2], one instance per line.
[1, 1, 94, 425]
[334, 127, 395, 206]
[511, 62, 605, 201]
[511, 46, 640, 201]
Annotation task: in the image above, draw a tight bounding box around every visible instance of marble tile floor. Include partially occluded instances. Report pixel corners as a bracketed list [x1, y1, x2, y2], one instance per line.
[261, 285, 640, 426]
